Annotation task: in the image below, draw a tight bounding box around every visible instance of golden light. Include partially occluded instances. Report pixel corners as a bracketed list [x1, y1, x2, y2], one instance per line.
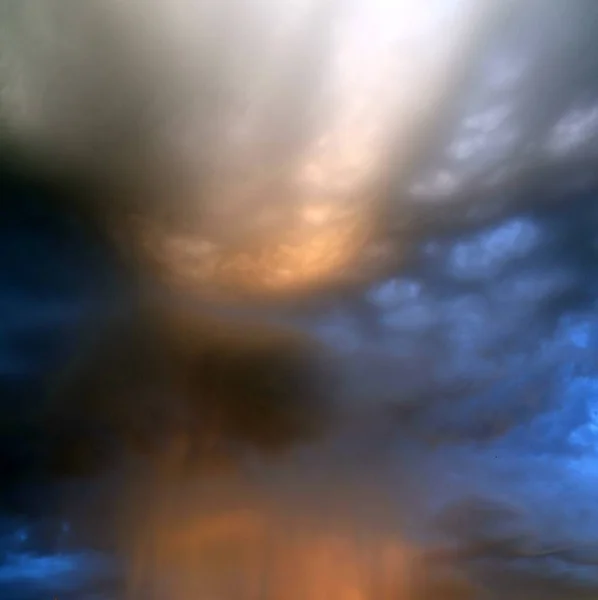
[127, 506, 419, 599]
[124, 0, 499, 298]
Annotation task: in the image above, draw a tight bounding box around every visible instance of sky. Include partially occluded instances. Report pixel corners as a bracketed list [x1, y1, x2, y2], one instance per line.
[3, 1, 598, 598]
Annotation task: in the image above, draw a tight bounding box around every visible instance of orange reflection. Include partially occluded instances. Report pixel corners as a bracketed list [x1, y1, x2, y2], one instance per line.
[138, 209, 372, 297]
[129, 508, 417, 599]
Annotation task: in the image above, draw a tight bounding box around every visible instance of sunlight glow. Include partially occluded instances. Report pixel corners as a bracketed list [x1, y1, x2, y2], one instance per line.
[130, 0, 494, 296]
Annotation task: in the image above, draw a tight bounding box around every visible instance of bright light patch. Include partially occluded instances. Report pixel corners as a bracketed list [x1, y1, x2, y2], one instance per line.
[448, 217, 541, 279]
[546, 104, 598, 156]
[125, 0, 494, 295]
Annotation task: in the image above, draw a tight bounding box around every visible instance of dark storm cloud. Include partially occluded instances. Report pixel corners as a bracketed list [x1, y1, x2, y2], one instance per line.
[4, 1, 598, 599]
